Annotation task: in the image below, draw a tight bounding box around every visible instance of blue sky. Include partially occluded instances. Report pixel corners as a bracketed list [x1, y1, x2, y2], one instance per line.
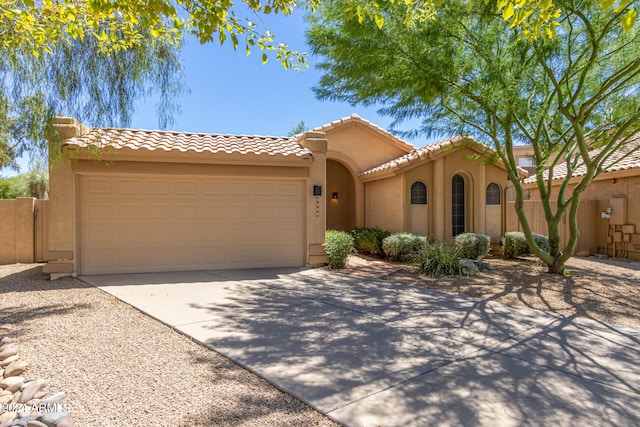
[6, 10, 433, 176]
[129, 11, 426, 138]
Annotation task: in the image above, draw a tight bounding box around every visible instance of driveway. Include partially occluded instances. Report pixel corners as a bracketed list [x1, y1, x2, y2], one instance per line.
[82, 268, 640, 426]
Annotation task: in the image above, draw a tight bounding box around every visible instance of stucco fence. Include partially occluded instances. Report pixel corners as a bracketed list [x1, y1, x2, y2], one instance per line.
[0, 198, 47, 264]
[506, 199, 640, 260]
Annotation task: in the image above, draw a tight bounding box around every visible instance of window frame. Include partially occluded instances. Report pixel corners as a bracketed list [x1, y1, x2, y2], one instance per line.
[410, 181, 428, 205]
[486, 183, 501, 206]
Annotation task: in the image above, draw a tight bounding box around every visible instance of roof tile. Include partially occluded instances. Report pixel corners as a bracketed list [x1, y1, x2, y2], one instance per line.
[310, 114, 415, 153]
[359, 136, 467, 176]
[63, 128, 314, 158]
[523, 133, 640, 184]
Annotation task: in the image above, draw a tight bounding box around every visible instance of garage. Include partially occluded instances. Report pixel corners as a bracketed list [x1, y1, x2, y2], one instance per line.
[79, 174, 306, 275]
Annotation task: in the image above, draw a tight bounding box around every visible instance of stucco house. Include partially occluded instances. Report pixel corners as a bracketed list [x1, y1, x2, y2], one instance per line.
[511, 134, 640, 260]
[44, 114, 522, 276]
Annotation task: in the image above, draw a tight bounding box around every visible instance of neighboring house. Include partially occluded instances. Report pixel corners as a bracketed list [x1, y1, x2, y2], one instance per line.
[44, 114, 523, 276]
[511, 134, 640, 260]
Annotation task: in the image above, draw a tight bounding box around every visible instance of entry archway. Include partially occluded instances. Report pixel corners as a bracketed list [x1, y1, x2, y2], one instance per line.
[326, 159, 356, 231]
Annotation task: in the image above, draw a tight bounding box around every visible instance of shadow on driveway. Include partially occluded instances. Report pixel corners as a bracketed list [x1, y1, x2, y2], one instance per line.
[88, 268, 640, 426]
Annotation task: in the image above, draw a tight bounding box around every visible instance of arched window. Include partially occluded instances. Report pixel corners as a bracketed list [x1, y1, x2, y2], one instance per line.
[486, 183, 501, 205]
[410, 181, 427, 204]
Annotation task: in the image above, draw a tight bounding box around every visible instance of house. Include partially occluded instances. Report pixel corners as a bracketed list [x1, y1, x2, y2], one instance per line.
[508, 135, 640, 260]
[44, 114, 522, 276]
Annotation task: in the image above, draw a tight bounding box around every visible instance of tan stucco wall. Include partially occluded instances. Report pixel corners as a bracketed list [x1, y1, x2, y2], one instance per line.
[0, 198, 36, 264]
[519, 174, 640, 259]
[47, 160, 75, 255]
[299, 132, 328, 265]
[46, 119, 324, 274]
[326, 123, 411, 173]
[395, 147, 508, 242]
[326, 160, 356, 231]
[364, 175, 404, 232]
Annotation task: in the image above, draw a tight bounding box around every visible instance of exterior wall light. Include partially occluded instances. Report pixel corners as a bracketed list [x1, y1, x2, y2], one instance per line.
[313, 185, 322, 196]
[332, 192, 339, 200]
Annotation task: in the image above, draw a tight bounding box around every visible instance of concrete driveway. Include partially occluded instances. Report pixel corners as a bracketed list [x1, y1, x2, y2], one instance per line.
[82, 268, 640, 426]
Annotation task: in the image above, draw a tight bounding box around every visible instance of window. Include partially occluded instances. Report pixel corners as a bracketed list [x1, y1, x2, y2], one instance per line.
[410, 181, 427, 204]
[518, 157, 535, 167]
[452, 175, 465, 236]
[486, 183, 501, 205]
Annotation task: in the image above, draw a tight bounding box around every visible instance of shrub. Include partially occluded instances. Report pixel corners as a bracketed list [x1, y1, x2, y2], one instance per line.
[382, 232, 427, 262]
[502, 231, 549, 259]
[350, 227, 390, 256]
[413, 242, 465, 277]
[454, 233, 491, 260]
[325, 230, 355, 269]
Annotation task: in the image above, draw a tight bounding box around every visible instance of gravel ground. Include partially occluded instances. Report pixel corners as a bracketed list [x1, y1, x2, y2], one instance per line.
[0, 264, 338, 427]
[3, 256, 638, 426]
[379, 255, 640, 329]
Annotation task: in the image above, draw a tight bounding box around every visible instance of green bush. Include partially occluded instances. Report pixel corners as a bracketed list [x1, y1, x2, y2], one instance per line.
[454, 233, 491, 260]
[502, 231, 549, 259]
[382, 232, 427, 262]
[350, 227, 390, 256]
[413, 242, 465, 277]
[325, 230, 355, 269]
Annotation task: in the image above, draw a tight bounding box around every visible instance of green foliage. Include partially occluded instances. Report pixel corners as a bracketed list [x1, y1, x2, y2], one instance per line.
[0, 175, 29, 199]
[325, 230, 355, 269]
[454, 233, 491, 260]
[287, 120, 309, 136]
[0, 32, 184, 170]
[502, 232, 549, 259]
[24, 165, 48, 198]
[350, 227, 391, 256]
[413, 242, 465, 277]
[382, 232, 427, 262]
[308, 0, 640, 274]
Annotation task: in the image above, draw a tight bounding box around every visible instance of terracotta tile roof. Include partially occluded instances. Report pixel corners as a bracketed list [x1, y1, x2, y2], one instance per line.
[63, 127, 314, 158]
[310, 114, 415, 153]
[523, 134, 640, 184]
[362, 135, 514, 176]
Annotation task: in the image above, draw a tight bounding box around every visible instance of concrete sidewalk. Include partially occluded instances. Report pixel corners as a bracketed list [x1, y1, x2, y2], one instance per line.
[82, 268, 640, 426]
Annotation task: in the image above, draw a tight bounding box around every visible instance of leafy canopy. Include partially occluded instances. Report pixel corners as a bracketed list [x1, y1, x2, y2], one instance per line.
[307, 0, 640, 273]
[2, 1, 637, 63]
[1, 0, 637, 171]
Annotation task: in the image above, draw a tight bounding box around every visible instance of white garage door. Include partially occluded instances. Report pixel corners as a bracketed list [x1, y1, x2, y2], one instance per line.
[79, 175, 305, 274]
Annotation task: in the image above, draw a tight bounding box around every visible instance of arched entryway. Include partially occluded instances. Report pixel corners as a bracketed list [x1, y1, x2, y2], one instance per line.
[326, 159, 356, 231]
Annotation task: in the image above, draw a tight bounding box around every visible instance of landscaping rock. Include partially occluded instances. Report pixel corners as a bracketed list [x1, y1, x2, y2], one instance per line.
[40, 412, 68, 427]
[458, 259, 479, 273]
[26, 421, 48, 427]
[53, 417, 74, 427]
[0, 393, 14, 404]
[0, 347, 17, 361]
[1, 376, 24, 392]
[473, 260, 491, 272]
[0, 412, 17, 427]
[11, 415, 35, 427]
[40, 392, 65, 406]
[19, 379, 47, 404]
[3, 361, 28, 378]
[0, 355, 20, 367]
[0, 337, 11, 345]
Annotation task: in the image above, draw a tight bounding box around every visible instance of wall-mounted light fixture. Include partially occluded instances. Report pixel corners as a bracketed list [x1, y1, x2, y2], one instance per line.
[332, 192, 339, 200]
[313, 185, 322, 196]
[611, 178, 617, 184]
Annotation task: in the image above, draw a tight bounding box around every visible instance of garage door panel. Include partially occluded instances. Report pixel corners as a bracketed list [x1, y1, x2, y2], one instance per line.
[117, 180, 142, 194]
[80, 175, 305, 274]
[85, 178, 112, 194]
